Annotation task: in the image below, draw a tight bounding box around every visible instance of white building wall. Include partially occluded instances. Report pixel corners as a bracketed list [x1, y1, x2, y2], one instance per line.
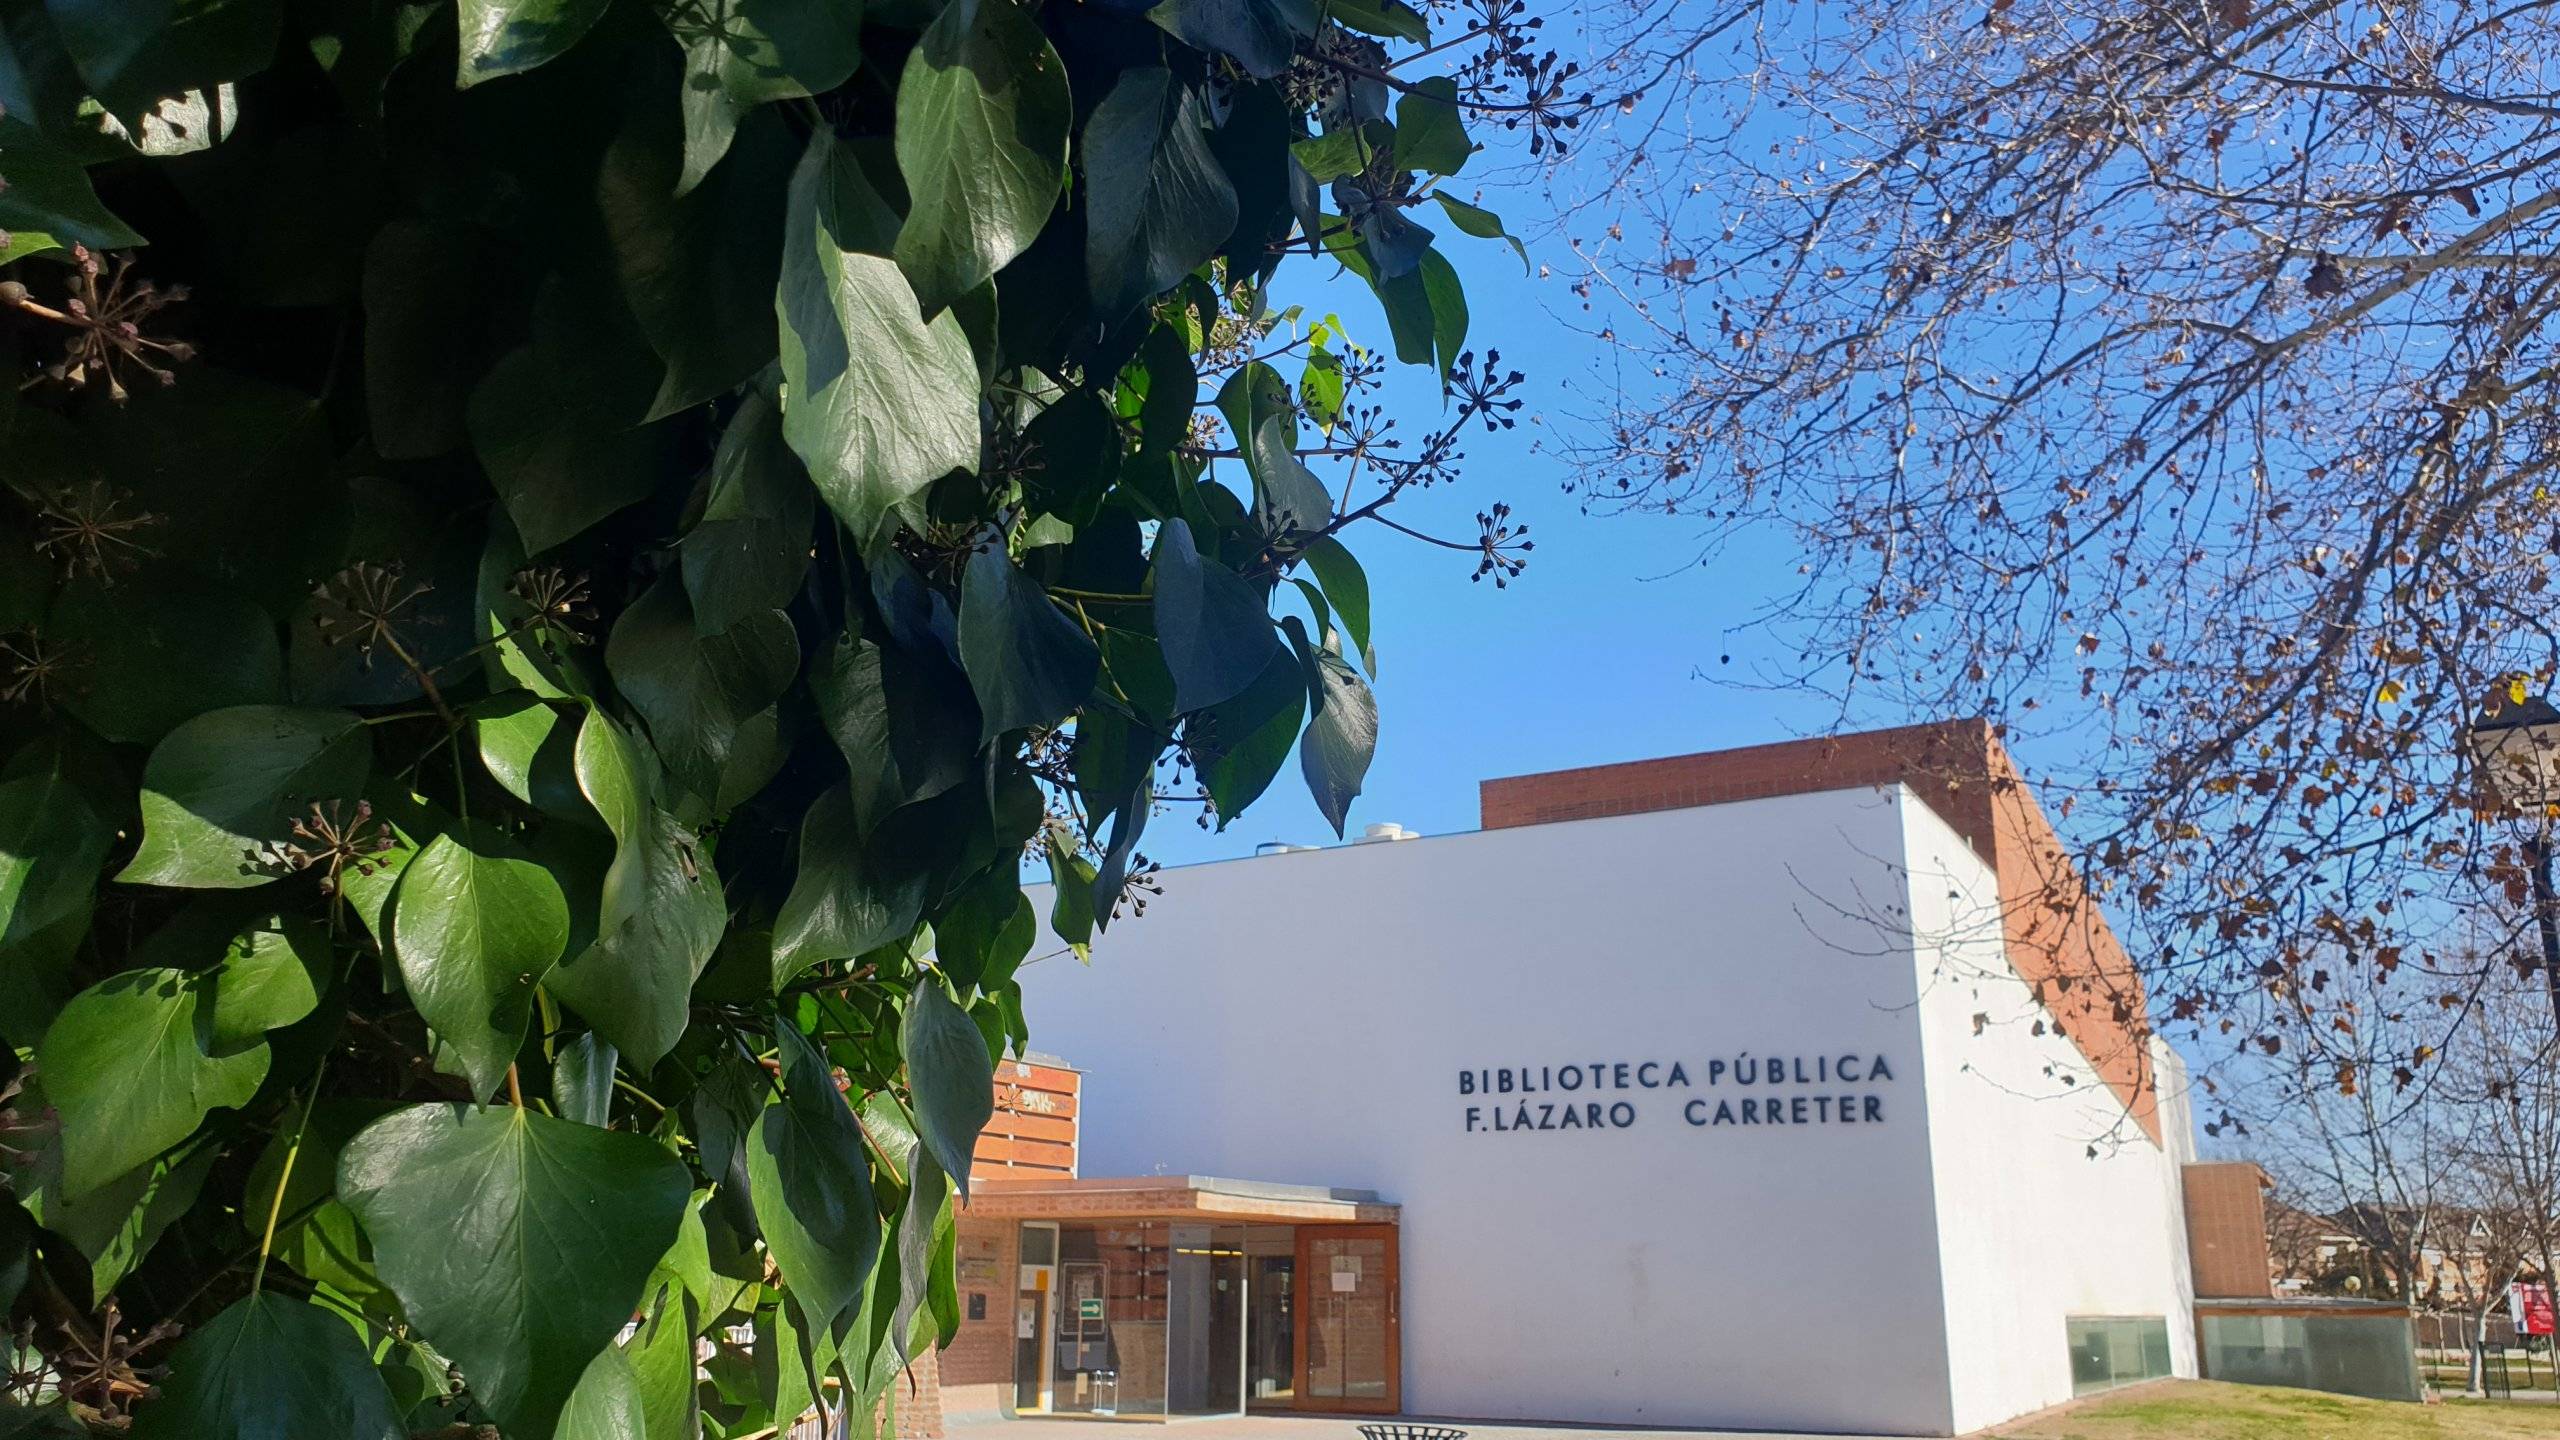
[1021, 787, 1959, 1434]
[1013, 782, 2198, 1435]
[1896, 800, 2199, 1433]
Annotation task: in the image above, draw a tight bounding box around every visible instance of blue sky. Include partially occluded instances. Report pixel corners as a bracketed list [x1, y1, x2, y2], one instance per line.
[1138, 132, 1828, 868]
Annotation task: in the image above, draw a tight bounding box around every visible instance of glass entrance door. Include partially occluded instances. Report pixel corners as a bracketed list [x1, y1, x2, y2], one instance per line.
[1294, 1226, 1398, 1414]
[1014, 1223, 1058, 1413]
[1247, 1252, 1296, 1408]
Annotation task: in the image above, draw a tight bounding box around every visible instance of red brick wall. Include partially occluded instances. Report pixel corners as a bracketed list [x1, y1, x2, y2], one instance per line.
[1481, 719, 2163, 1144]
[2182, 1162, 2275, 1299]
[942, 1216, 1021, 1422]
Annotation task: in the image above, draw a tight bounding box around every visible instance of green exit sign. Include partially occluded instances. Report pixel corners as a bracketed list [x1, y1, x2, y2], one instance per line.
[1078, 1298, 1104, 1322]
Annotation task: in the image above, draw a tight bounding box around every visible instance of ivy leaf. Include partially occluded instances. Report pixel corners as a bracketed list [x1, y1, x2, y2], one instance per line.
[662, 0, 865, 194]
[1152, 518, 1278, 713]
[957, 542, 1098, 741]
[603, 575, 799, 815]
[362, 219, 503, 460]
[777, 132, 981, 540]
[473, 694, 568, 811]
[902, 977, 993, 1198]
[391, 825, 572, 1100]
[932, 869, 1033, 990]
[601, 103, 797, 421]
[119, 706, 369, 890]
[1146, 0, 1317, 78]
[558, 1345, 645, 1440]
[1041, 822, 1097, 957]
[1289, 121, 1389, 184]
[1432, 192, 1527, 271]
[1328, 0, 1427, 41]
[893, 0, 1070, 318]
[338, 1104, 691, 1440]
[455, 0, 611, 86]
[468, 345, 674, 556]
[38, 968, 270, 1200]
[205, 911, 325, 1050]
[129, 1292, 405, 1440]
[1195, 647, 1303, 826]
[1019, 389, 1121, 527]
[770, 785, 931, 987]
[48, 572, 285, 746]
[547, 803, 725, 1070]
[1248, 414, 1333, 541]
[1083, 68, 1237, 322]
[1282, 617, 1376, 836]
[0, 765, 112, 1011]
[0, 121, 145, 263]
[573, 708, 654, 931]
[680, 391, 816, 634]
[624, 1283, 700, 1440]
[747, 1023, 881, 1337]
[809, 631, 979, 836]
[48, 1143, 218, 1298]
[1300, 535, 1374, 674]
[1394, 76, 1471, 175]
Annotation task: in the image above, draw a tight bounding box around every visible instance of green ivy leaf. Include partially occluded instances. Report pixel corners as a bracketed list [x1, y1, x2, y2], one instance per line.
[469, 346, 675, 556]
[47, 1143, 217, 1298]
[338, 1104, 691, 1440]
[391, 824, 572, 1100]
[901, 977, 992, 1198]
[1146, 0, 1317, 78]
[625, 1283, 700, 1440]
[48, 572, 285, 747]
[747, 1022, 881, 1337]
[1152, 518, 1279, 713]
[129, 1292, 406, 1440]
[604, 576, 799, 815]
[0, 763, 112, 1016]
[39, 968, 270, 1199]
[119, 705, 369, 890]
[205, 911, 325, 1050]
[1198, 646, 1305, 826]
[1282, 616, 1375, 836]
[681, 390, 817, 634]
[474, 694, 567, 810]
[455, 0, 611, 86]
[547, 803, 725, 1069]
[1328, 0, 1427, 41]
[1083, 67, 1237, 322]
[1394, 76, 1470, 175]
[1041, 822, 1097, 957]
[777, 133, 981, 540]
[1300, 534, 1374, 674]
[602, 103, 796, 421]
[809, 631, 978, 837]
[770, 784, 931, 987]
[241, 1099, 403, 1318]
[0, 121, 145, 263]
[1432, 192, 1527, 270]
[1289, 121, 1389, 184]
[573, 708, 653, 928]
[558, 1344, 645, 1440]
[893, 0, 1070, 318]
[552, 1031, 617, 1127]
[957, 542, 1098, 741]
[1019, 389, 1121, 527]
[661, 0, 863, 193]
[931, 868, 1032, 991]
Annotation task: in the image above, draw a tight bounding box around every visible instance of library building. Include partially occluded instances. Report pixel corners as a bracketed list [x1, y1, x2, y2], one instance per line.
[903, 722, 2390, 1436]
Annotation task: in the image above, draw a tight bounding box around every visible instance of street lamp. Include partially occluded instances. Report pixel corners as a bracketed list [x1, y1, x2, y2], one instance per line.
[2464, 692, 2560, 1034]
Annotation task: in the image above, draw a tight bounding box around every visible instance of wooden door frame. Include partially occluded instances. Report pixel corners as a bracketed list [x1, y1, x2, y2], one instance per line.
[1290, 1223, 1400, 1415]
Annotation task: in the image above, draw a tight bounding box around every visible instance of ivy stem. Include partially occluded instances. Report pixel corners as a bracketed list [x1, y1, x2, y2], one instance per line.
[614, 1077, 668, 1114]
[252, 1060, 330, 1292]
[506, 1064, 525, 1108]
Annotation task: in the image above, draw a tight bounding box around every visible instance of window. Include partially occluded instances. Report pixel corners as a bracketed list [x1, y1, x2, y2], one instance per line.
[2066, 1316, 2172, 1396]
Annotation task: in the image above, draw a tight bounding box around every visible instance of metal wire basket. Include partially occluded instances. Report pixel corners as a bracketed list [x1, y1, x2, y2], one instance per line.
[1358, 1426, 1467, 1440]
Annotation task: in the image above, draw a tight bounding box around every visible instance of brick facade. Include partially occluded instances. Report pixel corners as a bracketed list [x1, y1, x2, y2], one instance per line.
[1481, 719, 2164, 1144]
[2182, 1162, 2276, 1299]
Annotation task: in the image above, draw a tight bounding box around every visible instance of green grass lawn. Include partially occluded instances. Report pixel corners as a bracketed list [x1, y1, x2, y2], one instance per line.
[1995, 1380, 2560, 1439]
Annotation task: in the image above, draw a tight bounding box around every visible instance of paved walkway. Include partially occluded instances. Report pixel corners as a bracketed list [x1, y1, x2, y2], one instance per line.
[950, 1416, 1900, 1440]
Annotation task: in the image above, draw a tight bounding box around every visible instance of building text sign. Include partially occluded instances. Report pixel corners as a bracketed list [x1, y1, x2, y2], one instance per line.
[1458, 1054, 1900, 1134]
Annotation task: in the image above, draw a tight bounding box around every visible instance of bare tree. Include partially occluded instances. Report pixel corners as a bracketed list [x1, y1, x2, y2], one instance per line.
[2447, 976, 2560, 1393]
[1545, 0, 2560, 1084]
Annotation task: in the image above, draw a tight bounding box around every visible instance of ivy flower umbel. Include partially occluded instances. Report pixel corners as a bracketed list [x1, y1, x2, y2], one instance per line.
[248, 799, 398, 895]
[310, 561, 433, 666]
[34, 481, 159, 579]
[1472, 502, 1531, 588]
[507, 565, 598, 647]
[0, 630, 77, 708]
[0, 245, 195, 402]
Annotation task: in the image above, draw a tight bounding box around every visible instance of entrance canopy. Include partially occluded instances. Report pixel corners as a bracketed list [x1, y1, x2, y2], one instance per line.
[962, 1175, 1398, 1226]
